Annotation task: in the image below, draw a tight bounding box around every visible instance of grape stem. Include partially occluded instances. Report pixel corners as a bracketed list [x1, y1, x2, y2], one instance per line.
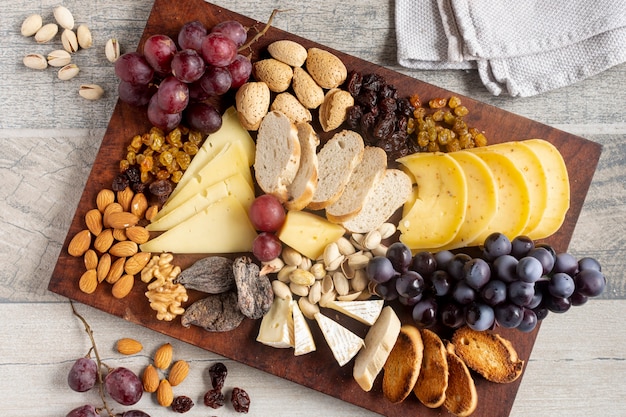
[70, 300, 117, 417]
[239, 9, 291, 52]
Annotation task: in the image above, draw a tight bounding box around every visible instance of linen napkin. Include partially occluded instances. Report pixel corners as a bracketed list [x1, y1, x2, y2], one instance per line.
[395, 0, 626, 97]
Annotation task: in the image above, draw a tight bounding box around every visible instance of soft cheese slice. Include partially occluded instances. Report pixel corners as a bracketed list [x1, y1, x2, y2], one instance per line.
[277, 210, 346, 260]
[166, 106, 255, 203]
[466, 148, 531, 245]
[155, 141, 253, 221]
[440, 150, 498, 250]
[521, 139, 570, 240]
[292, 300, 316, 355]
[146, 173, 254, 231]
[314, 312, 364, 367]
[139, 195, 257, 254]
[397, 152, 468, 250]
[353, 306, 402, 391]
[325, 299, 385, 326]
[256, 296, 294, 348]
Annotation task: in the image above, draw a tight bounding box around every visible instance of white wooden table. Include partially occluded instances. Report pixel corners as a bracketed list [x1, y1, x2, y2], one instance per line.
[1, 1, 625, 416]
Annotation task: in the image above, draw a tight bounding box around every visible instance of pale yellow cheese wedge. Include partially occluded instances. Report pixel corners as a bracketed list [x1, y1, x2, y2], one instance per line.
[277, 210, 346, 260]
[314, 312, 364, 367]
[397, 152, 468, 249]
[257, 296, 294, 348]
[325, 299, 385, 326]
[465, 148, 531, 245]
[292, 300, 316, 355]
[146, 173, 254, 232]
[139, 195, 258, 254]
[439, 150, 498, 250]
[521, 139, 570, 239]
[482, 142, 548, 236]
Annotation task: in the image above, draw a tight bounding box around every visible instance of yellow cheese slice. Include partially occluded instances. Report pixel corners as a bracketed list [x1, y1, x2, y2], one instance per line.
[314, 312, 364, 367]
[167, 106, 255, 202]
[325, 299, 384, 326]
[277, 210, 346, 260]
[139, 195, 258, 254]
[483, 142, 548, 236]
[256, 296, 294, 348]
[466, 148, 531, 245]
[397, 152, 468, 249]
[155, 141, 253, 221]
[439, 150, 498, 250]
[292, 300, 316, 355]
[146, 173, 254, 232]
[521, 139, 570, 239]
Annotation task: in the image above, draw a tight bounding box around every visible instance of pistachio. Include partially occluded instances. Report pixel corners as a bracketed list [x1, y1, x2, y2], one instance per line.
[77, 24, 93, 49]
[58, 63, 80, 81]
[363, 230, 382, 250]
[23, 54, 48, 70]
[377, 222, 396, 240]
[21, 14, 43, 37]
[53, 5, 75, 30]
[105, 38, 120, 62]
[61, 29, 79, 53]
[35, 23, 59, 44]
[79, 84, 104, 100]
[47, 50, 72, 67]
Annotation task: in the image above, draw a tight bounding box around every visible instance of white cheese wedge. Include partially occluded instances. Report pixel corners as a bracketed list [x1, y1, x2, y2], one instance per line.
[314, 312, 364, 367]
[277, 210, 346, 260]
[325, 299, 384, 326]
[256, 296, 294, 348]
[139, 195, 258, 254]
[155, 141, 253, 220]
[166, 106, 255, 203]
[146, 173, 254, 232]
[291, 301, 316, 355]
[353, 306, 401, 392]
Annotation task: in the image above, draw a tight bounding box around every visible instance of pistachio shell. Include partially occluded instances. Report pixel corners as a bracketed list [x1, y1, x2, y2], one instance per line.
[61, 29, 79, 53]
[47, 50, 72, 67]
[77, 24, 93, 49]
[21, 14, 43, 37]
[105, 38, 120, 62]
[54, 6, 75, 30]
[58, 64, 80, 81]
[23, 54, 48, 70]
[35, 23, 59, 44]
[79, 84, 104, 100]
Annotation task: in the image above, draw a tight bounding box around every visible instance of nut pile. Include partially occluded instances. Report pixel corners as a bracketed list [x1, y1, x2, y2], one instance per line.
[141, 253, 188, 321]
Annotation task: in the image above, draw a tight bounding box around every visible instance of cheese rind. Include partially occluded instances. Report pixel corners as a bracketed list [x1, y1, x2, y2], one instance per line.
[314, 312, 364, 367]
[325, 299, 384, 326]
[292, 301, 316, 355]
[277, 210, 346, 260]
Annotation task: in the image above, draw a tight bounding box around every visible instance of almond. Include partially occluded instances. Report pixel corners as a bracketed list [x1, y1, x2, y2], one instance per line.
[319, 88, 355, 132]
[112, 228, 127, 241]
[107, 212, 139, 229]
[167, 360, 190, 386]
[96, 189, 115, 212]
[109, 241, 138, 257]
[93, 228, 114, 253]
[68, 229, 92, 257]
[154, 343, 173, 370]
[235, 81, 271, 131]
[106, 257, 126, 284]
[117, 338, 143, 355]
[83, 249, 98, 270]
[267, 39, 308, 67]
[117, 187, 134, 211]
[96, 252, 111, 283]
[156, 379, 174, 407]
[124, 252, 151, 275]
[103, 202, 123, 228]
[78, 269, 98, 294]
[126, 226, 150, 244]
[112, 274, 134, 298]
[270, 92, 312, 124]
[252, 58, 293, 92]
[292, 66, 325, 109]
[145, 205, 159, 221]
[131, 193, 148, 218]
[85, 208, 103, 236]
[305, 47, 347, 89]
[142, 364, 160, 393]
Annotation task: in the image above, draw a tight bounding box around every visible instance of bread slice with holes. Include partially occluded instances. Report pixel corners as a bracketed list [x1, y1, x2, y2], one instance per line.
[254, 111, 301, 203]
[325, 146, 387, 223]
[341, 169, 412, 233]
[307, 130, 364, 211]
[284, 122, 319, 211]
[414, 328, 448, 408]
[444, 342, 478, 417]
[382, 324, 424, 403]
[452, 326, 524, 383]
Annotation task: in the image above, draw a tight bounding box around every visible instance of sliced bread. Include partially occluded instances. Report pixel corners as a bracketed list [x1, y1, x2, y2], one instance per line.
[284, 122, 319, 211]
[414, 328, 448, 408]
[254, 111, 301, 203]
[452, 326, 524, 384]
[382, 324, 424, 403]
[341, 169, 412, 233]
[443, 342, 478, 417]
[325, 146, 387, 223]
[307, 130, 364, 211]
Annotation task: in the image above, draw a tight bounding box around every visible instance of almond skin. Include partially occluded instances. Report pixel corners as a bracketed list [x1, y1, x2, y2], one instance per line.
[235, 81, 271, 131]
[305, 47, 347, 89]
[85, 208, 103, 236]
[267, 39, 308, 67]
[107, 211, 140, 229]
[292, 66, 325, 109]
[117, 186, 134, 211]
[78, 269, 98, 294]
[154, 343, 173, 370]
[252, 58, 293, 92]
[68, 229, 91, 257]
[93, 229, 114, 253]
[96, 189, 115, 212]
[109, 241, 138, 257]
[126, 226, 150, 244]
[106, 257, 126, 284]
[124, 252, 152, 275]
[111, 274, 134, 298]
[167, 360, 190, 386]
[142, 364, 160, 393]
[117, 338, 143, 355]
[157, 379, 174, 407]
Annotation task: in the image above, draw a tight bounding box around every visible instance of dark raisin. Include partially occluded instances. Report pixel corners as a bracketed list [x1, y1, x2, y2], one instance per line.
[231, 387, 251, 413]
[112, 174, 129, 192]
[378, 83, 397, 99]
[131, 180, 147, 194]
[362, 73, 385, 92]
[204, 388, 225, 409]
[124, 165, 141, 184]
[209, 362, 228, 390]
[397, 97, 415, 117]
[356, 89, 377, 109]
[372, 113, 396, 141]
[346, 71, 363, 97]
[378, 97, 397, 115]
[345, 105, 363, 130]
[171, 396, 194, 413]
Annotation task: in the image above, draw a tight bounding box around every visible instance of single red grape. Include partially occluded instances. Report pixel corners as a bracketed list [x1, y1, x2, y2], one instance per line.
[227, 54, 252, 89]
[201, 33, 237, 67]
[248, 194, 286, 232]
[148, 93, 182, 132]
[211, 20, 247, 46]
[143, 34, 177, 74]
[178, 20, 207, 51]
[252, 232, 282, 262]
[157, 76, 189, 114]
[184, 102, 222, 134]
[115, 52, 154, 85]
[171, 49, 206, 83]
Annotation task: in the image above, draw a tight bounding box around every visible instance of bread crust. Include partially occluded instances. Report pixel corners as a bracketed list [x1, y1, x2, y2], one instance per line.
[444, 343, 478, 417]
[413, 328, 448, 408]
[382, 325, 424, 403]
[284, 122, 319, 211]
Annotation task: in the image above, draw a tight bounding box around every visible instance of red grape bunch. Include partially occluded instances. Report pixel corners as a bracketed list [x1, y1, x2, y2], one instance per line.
[114, 20, 253, 134]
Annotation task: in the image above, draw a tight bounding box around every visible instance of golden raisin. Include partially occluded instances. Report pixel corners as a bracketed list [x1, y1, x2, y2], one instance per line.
[176, 153, 191, 170]
[454, 105, 469, 117]
[448, 96, 462, 109]
[409, 93, 421, 108]
[429, 97, 447, 108]
[171, 170, 183, 183]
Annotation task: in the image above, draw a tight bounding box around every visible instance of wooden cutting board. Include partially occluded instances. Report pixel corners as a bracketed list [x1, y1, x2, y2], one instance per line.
[48, 0, 602, 416]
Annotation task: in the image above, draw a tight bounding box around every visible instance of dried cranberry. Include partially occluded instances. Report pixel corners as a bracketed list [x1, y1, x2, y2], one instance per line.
[208, 362, 228, 390]
[112, 174, 130, 192]
[231, 387, 250, 413]
[204, 388, 225, 409]
[171, 396, 194, 413]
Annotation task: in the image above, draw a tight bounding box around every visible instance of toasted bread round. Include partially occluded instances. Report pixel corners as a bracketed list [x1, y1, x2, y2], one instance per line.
[452, 326, 524, 383]
[382, 325, 424, 403]
[284, 122, 319, 211]
[414, 328, 448, 408]
[444, 343, 478, 417]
